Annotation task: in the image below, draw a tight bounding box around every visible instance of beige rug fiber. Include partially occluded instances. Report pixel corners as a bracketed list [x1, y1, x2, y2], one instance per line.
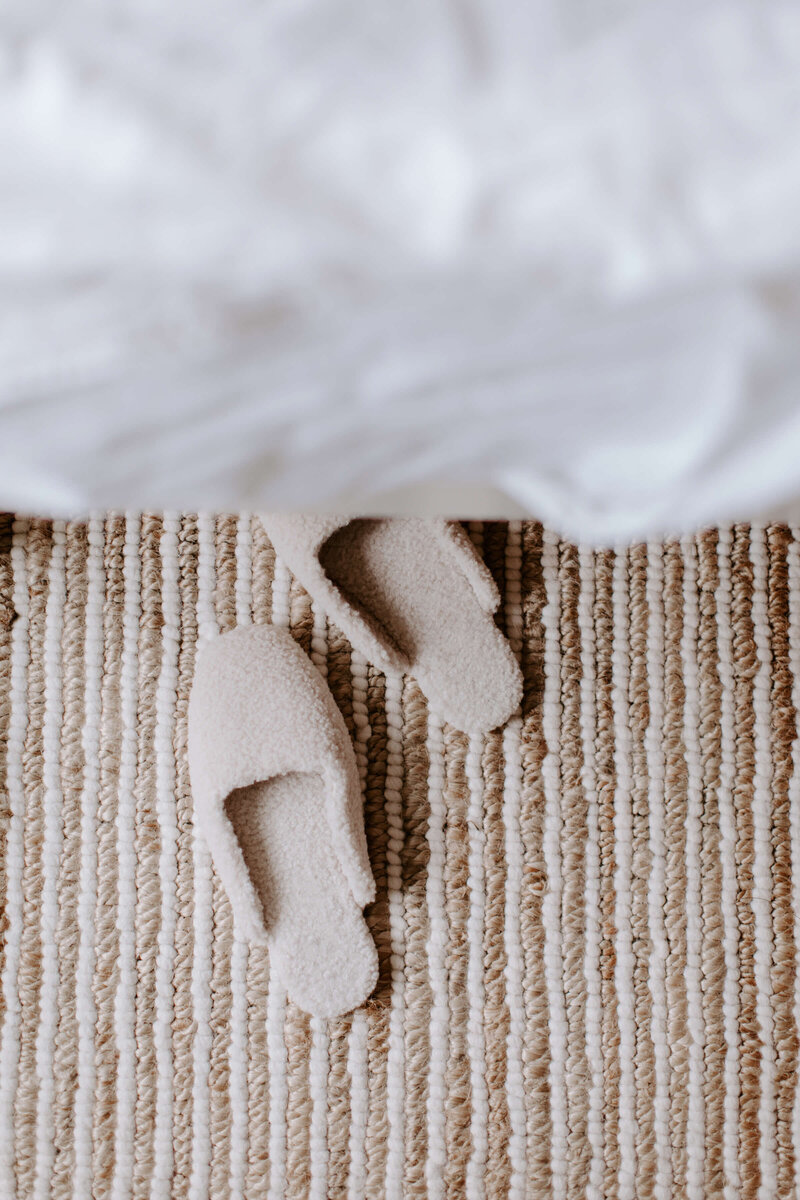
[1, 514, 799, 1198]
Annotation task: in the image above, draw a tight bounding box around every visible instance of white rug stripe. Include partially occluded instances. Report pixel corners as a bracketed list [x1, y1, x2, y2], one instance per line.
[644, 541, 672, 1200]
[228, 513, 253, 1200]
[72, 516, 106, 1197]
[346, 1013, 369, 1200]
[235, 514, 253, 628]
[502, 520, 527, 1197]
[188, 513, 217, 1200]
[227, 937, 250, 1200]
[789, 529, 800, 1190]
[32, 521, 67, 1198]
[310, 594, 329, 680]
[424, 707, 448, 1199]
[110, 515, 142, 1200]
[266, 980, 288, 1200]
[348, 649, 368, 787]
[384, 668, 407, 1200]
[465, 726, 487, 1200]
[347, 647, 371, 1200]
[749, 525, 778, 1195]
[715, 529, 741, 1200]
[679, 537, 707, 1198]
[270, 554, 291, 634]
[0, 520, 30, 1200]
[541, 528, 567, 1199]
[267, 555, 291, 1200]
[149, 515, 181, 1198]
[578, 545, 604, 1200]
[308, 1015, 330, 1200]
[308, 599, 329, 1200]
[610, 548, 636, 1200]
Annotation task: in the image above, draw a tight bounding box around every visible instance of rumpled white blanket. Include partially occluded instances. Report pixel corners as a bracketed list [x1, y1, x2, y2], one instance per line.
[3, 0, 800, 542]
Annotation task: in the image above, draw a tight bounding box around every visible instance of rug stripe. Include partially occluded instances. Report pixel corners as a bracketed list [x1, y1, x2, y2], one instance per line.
[578, 544, 605, 1200]
[346, 1013, 369, 1199]
[558, 539, 591, 1198]
[33, 521, 67, 1199]
[50, 522, 87, 1199]
[235, 512, 252, 628]
[482, 716, 512, 1194]
[611, 547, 637, 1200]
[644, 540, 672, 1198]
[71, 517, 105, 1197]
[594, 550, 622, 1197]
[696, 531, 727, 1198]
[151, 515, 181, 1197]
[731, 524, 761, 1197]
[384, 668, 407, 1200]
[207, 515, 237, 1199]
[91, 519, 126, 1195]
[542, 527, 568, 1198]
[519, 523, 552, 1197]
[308, 1014, 330, 1200]
[766, 524, 798, 1199]
[188, 513, 217, 1200]
[663, 540, 692, 1194]
[106, 515, 142, 1198]
[627, 545, 656, 1198]
[443, 717, 471, 1197]
[401, 675, 431, 1199]
[464, 721, 488, 1200]
[171, 516, 200, 1199]
[749, 525, 778, 1191]
[715, 528, 742, 1200]
[131, 515, 164, 1197]
[13, 523, 52, 1196]
[424, 705, 447, 1199]
[680, 536, 707, 1197]
[502, 520, 528, 1197]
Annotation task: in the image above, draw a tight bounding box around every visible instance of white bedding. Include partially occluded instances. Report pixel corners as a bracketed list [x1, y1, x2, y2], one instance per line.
[3, 0, 800, 542]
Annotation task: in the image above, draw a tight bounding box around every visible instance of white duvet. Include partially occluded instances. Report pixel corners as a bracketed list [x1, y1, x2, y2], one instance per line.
[3, 0, 800, 542]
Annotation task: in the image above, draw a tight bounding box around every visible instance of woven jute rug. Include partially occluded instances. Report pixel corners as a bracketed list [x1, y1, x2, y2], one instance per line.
[1, 514, 799, 1198]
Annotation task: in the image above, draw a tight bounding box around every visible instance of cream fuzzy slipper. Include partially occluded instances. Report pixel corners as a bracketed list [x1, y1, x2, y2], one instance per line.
[188, 624, 378, 1018]
[259, 516, 523, 734]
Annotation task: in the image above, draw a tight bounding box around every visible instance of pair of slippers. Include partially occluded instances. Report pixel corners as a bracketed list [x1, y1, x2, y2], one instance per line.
[188, 517, 522, 1017]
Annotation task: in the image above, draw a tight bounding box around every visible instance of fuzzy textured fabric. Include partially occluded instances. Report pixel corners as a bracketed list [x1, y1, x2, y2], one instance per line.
[260, 515, 522, 734]
[188, 623, 377, 1017]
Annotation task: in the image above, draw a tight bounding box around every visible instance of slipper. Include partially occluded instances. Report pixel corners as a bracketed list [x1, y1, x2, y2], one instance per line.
[188, 624, 378, 1018]
[259, 516, 523, 734]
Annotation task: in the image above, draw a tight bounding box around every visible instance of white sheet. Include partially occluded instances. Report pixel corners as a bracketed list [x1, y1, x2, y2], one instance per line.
[3, 0, 800, 542]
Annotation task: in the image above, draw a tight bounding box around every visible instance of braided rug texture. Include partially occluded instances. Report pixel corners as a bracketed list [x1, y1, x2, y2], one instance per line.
[0, 514, 798, 1198]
